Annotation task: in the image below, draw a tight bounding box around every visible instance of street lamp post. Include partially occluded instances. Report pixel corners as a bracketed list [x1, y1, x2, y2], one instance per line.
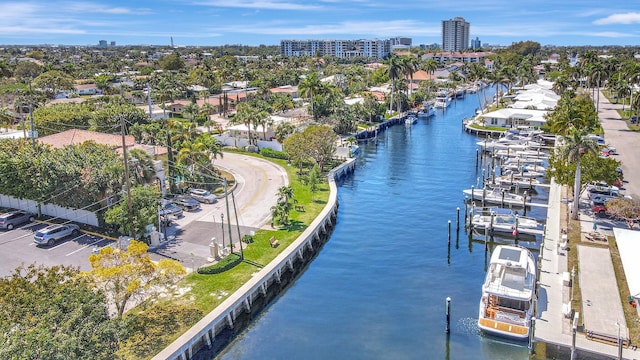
[220, 213, 225, 249]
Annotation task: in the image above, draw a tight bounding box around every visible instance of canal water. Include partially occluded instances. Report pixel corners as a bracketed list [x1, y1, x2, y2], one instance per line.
[220, 88, 549, 360]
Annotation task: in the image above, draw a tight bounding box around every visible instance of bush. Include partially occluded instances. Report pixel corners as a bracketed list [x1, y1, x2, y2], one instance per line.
[242, 234, 254, 244]
[197, 253, 242, 274]
[260, 148, 288, 160]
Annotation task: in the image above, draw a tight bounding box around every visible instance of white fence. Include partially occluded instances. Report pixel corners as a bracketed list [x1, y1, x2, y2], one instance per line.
[214, 134, 283, 152]
[0, 194, 99, 227]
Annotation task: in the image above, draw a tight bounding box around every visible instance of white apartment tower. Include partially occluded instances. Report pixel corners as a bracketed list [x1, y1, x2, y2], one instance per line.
[442, 17, 470, 52]
[280, 37, 404, 59]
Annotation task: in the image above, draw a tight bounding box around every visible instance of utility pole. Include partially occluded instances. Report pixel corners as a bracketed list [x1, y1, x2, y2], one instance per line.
[28, 82, 36, 147]
[121, 116, 135, 238]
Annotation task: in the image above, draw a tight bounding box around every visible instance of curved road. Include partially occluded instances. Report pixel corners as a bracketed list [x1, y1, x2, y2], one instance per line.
[151, 152, 288, 268]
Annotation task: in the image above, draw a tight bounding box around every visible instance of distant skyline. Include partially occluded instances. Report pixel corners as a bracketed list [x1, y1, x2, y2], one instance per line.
[1, 1, 640, 47]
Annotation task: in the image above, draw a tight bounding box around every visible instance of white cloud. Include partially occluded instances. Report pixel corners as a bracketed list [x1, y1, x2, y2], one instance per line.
[193, 0, 322, 10]
[593, 12, 640, 25]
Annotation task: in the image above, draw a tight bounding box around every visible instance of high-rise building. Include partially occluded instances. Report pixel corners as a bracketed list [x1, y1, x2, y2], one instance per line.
[442, 17, 470, 52]
[98, 40, 107, 47]
[470, 37, 481, 50]
[280, 37, 405, 59]
[110, 41, 116, 47]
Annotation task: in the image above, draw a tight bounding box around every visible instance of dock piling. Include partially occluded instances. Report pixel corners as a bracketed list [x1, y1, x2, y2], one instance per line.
[445, 297, 451, 334]
[456, 208, 460, 231]
[448, 220, 451, 245]
[529, 316, 536, 354]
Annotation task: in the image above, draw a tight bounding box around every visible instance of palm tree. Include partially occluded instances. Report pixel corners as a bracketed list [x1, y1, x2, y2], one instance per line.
[182, 103, 200, 123]
[588, 62, 607, 113]
[386, 56, 402, 113]
[557, 128, 599, 220]
[128, 149, 156, 185]
[232, 102, 255, 146]
[298, 72, 322, 120]
[0, 107, 14, 132]
[401, 56, 419, 103]
[200, 103, 217, 133]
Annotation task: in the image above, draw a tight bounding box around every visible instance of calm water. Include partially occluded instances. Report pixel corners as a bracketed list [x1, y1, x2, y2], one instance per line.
[220, 88, 549, 360]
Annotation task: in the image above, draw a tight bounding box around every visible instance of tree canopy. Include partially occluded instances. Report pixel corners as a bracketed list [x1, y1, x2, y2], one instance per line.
[86, 240, 186, 317]
[0, 265, 122, 359]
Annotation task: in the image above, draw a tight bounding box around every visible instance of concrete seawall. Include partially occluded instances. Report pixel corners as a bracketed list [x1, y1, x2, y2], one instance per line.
[152, 158, 356, 360]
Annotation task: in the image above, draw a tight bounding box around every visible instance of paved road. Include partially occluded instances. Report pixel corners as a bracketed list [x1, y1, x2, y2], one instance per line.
[595, 91, 639, 199]
[151, 152, 288, 269]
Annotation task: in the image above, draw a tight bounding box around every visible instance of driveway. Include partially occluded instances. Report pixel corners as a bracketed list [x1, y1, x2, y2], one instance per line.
[151, 152, 288, 269]
[595, 91, 639, 199]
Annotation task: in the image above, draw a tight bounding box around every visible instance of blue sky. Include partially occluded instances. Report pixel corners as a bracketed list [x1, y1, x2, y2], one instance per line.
[1, 0, 640, 47]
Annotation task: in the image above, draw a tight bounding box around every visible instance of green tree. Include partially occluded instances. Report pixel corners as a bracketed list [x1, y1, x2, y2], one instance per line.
[308, 165, 321, 201]
[0, 265, 122, 359]
[275, 121, 295, 144]
[87, 240, 186, 317]
[159, 53, 186, 72]
[32, 70, 74, 99]
[271, 185, 295, 226]
[104, 185, 161, 238]
[556, 128, 600, 220]
[386, 55, 402, 112]
[298, 72, 323, 120]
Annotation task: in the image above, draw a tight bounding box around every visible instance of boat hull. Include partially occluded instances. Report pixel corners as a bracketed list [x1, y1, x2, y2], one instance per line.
[478, 317, 529, 340]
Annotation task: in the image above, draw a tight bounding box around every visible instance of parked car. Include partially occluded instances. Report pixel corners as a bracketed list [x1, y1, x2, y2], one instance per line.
[586, 134, 605, 145]
[33, 224, 80, 246]
[602, 145, 617, 155]
[159, 202, 183, 217]
[0, 210, 35, 230]
[586, 182, 619, 197]
[188, 189, 217, 204]
[591, 202, 609, 217]
[174, 195, 201, 211]
[590, 194, 616, 206]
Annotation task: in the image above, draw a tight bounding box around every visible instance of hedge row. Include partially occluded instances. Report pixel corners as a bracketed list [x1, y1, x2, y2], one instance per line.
[197, 253, 242, 274]
[259, 148, 288, 160]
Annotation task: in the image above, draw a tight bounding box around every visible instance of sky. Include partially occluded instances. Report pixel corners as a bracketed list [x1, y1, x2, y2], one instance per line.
[1, 0, 640, 47]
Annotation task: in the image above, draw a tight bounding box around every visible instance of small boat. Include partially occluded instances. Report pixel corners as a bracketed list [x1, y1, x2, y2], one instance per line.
[495, 175, 541, 190]
[418, 102, 435, 118]
[501, 169, 545, 179]
[463, 187, 528, 207]
[478, 245, 536, 340]
[471, 208, 539, 233]
[405, 115, 417, 125]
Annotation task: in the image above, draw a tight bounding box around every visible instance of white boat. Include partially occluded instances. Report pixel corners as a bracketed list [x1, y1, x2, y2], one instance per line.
[495, 175, 541, 190]
[502, 157, 544, 165]
[501, 169, 545, 179]
[418, 103, 435, 118]
[405, 115, 417, 125]
[462, 187, 527, 207]
[501, 163, 546, 174]
[478, 245, 536, 340]
[471, 208, 539, 233]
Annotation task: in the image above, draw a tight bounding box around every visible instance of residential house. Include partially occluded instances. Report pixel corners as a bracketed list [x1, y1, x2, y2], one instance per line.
[74, 83, 101, 96]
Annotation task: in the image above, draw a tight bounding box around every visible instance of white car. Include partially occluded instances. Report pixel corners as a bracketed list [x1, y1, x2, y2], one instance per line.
[188, 189, 217, 204]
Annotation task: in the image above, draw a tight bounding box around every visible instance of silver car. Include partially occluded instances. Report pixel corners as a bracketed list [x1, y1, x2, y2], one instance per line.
[188, 189, 217, 204]
[0, 210, 35, 230]
[34, 224, 80, 246]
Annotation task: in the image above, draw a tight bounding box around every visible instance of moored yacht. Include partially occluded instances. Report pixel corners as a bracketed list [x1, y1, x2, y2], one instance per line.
[463, 187, 528, 207]
[478, 245, 536, 340]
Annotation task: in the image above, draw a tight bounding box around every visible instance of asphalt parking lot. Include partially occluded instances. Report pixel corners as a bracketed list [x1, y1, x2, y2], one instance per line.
[0, 219, 114, 277]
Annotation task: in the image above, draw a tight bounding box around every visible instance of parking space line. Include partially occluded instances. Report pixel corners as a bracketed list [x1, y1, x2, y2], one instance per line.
[66, 238, 107, 256]
[47, 234, 87, 251]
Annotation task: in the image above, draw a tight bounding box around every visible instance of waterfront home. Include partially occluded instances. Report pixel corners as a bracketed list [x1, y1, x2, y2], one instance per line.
[478, 108, 547, 128]
[73, 83, 101, 96]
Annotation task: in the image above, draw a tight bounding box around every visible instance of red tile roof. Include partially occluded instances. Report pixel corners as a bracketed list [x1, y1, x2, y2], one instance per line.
[38, 129, 134, 152]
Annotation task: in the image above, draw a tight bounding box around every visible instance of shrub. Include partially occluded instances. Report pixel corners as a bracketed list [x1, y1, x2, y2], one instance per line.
[260, 148, 288, 160]
[197, 253, 242, 274]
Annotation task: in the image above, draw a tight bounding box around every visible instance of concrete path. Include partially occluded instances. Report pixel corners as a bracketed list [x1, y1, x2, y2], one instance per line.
[578, 245, 628, 339]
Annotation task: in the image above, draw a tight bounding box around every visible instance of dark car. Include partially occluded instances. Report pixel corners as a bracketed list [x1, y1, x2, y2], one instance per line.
[0, 210, 35, 230]
[159, 202, 184, 217]
[174, 195, 201, 211]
